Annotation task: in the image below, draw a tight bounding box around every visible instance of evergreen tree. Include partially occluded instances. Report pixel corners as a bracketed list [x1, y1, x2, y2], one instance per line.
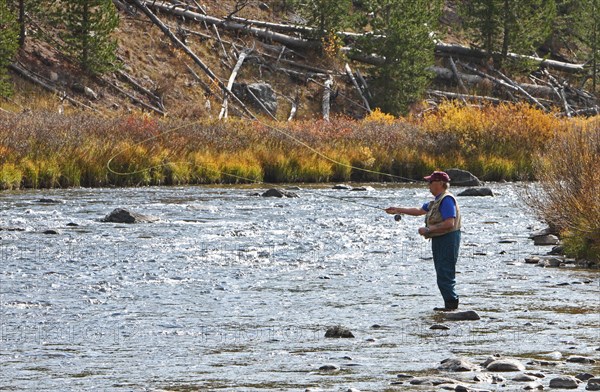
[0, 2, 19, 97]
[57, 0, 119, 74]
[461, 0, 557, 64]
[292, 0, 352, 39]
[354, 0, 442, 115]
[6, 0, 45, 47]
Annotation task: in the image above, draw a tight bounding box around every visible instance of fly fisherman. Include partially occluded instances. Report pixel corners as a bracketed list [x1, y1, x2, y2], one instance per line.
[385, 171, 462, 311]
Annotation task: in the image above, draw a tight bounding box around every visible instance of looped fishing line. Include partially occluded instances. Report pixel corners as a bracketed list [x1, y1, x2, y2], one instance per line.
[106, 111, 422, 211]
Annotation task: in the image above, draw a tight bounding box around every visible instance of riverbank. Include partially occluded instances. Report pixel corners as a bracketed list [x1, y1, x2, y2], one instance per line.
[1, 103, 596, 189]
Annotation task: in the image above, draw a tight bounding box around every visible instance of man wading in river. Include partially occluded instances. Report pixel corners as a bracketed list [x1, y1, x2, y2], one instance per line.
[385, 171, 462, 311]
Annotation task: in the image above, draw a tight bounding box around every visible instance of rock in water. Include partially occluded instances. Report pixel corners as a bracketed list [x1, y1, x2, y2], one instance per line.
[261, 188, 299, 198]
[439, 357, 478, 372]
[587, 378, 600, 391]
[332, 184, 352, 190]
[101, 208, 158, 224]
[548, 376, 579, 389]
[485, 359, 526, 372]
[457, 187, 494, 197]
[325, 325, 354, 338]
[445, 168, 483, 186]
[318, 364, 340, 372]
[533, 234, 560, 246]
[444, 310, 481, 321]
[409, 376, 461, 386]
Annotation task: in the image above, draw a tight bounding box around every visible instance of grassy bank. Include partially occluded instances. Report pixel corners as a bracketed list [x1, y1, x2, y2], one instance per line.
[2, 102, 595, 189]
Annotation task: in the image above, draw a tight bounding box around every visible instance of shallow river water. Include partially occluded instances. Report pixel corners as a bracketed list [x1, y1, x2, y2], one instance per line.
[0, 184, 598, 391]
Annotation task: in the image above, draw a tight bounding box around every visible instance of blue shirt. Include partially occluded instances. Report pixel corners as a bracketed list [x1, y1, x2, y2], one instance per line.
[422, 194, 457, 221]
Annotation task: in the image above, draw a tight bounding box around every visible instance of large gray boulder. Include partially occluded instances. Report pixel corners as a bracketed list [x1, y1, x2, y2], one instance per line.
[234, 82, 277, 115]
[549, 375, 579, 389]
[101, 208, 158, 224]
[445, 168, 483, 186]
[485, 358, 526, 372]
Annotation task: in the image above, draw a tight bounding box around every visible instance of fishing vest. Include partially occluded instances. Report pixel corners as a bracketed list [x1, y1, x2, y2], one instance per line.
[425, 191, 461, 237]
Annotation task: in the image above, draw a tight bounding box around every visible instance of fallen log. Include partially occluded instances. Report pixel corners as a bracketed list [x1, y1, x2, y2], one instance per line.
[490, 67, 547, 111]
[427, 89, 510, 105]
[288, 94, 299, 121]
[8, 63, 96, 112]
[103, 79, 166, 116]
[435, 42, 585, 73]
[138, 0, 318, 50]
[116, 70, 164, 110]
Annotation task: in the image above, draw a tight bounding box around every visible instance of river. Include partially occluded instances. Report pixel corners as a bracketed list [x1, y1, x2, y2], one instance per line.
[0, 184, 598, 391]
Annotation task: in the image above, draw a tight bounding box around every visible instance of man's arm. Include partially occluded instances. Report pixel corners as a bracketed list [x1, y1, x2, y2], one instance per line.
[385, 207, 427, 216]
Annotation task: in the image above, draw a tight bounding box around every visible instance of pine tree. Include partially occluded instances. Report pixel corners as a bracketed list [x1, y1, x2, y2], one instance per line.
[0, 2, 19, 97]
[57, 0, 119, 74]
[292, 0, 352, 39]
[6, 0, 45, 47]
[461, 0, 557, 64]
[354, 0, 442, 115]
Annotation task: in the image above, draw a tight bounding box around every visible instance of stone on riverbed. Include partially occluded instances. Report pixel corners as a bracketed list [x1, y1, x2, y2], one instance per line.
[587, 378, 600, 391]
[549, 375, 579, 389]
[332, 184, 352, 190]
[410, 376, 461, 386]
[101, 208, 158, 223]
[445, 168, 483, 186]
[325, 325, 354, 338]
[261, 188, 299, 198]
[457, 187, 494, 197]
[351, 186, 375, 191]
[318, 364, 340, 372]
[534, 234, 560, 246]
[523, 381, 544, 390]
[567, 356, 596, 364]
[486, 359, 526, 372]
[513, 374, 538, 382]
[444, 310, 481, 321]
[439, 357, 479, 372]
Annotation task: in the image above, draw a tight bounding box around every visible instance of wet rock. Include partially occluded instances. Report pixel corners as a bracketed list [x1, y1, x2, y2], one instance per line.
[261, 188, 299, 198]
[523, 381, 544, 390]
[440, 357, 478, 372]
[547, 245, 564, 255]
[445, 168, 483, 186]
[332, 184, 352, 190]
[526, 372, 546, 379]
[410, 376, 461, 386]
[529, 227, 556, 238]
[66, 222, 79, 227]
[444, 310, 481, 321]
[543, 352, 562, 360]
[431, 324, 450, 330]
[538, 257, 562, 268]
[42, 229, 59, 235]
[456, 386, 492, 392]
[549, 375, 579, 389]
[351, 186, 375, 191]
[286, 186, 301, 191]
[534, 235, 560, 246]
[514, 374, 539, 382]
[0, 227, 25, 231]
[587, 378, 600, 391]
[38, 198, 62, 204]
[525, 256, 541, 264]
[397, 374, 414, 379]
[481, 355, 503, 367]
[457, 187, 494, 197]
[567, 356, 596, 364]
[318, 364, 340, 372]
[101, 208, 159, 224]
[486, 359, 526, 372]
[576, 373, 595, 381]
[474, 373, 505, 384]
[325, 325, 354, 338]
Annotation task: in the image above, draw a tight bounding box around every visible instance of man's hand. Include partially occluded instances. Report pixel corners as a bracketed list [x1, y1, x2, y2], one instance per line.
[418, 226, 430, 237]
[385, 207, 399, 215]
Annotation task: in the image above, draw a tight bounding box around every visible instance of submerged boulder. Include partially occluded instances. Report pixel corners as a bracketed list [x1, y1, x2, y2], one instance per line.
[457, 187, 494, 197]
[101, 208, 158, 224]
[325, 325, 354, 338]
[260, 188, 299, 198]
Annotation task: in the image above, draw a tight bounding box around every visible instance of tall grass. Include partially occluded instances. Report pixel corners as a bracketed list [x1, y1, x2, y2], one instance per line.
[0, 103, 595, 190]
[524, 118, 600, 263]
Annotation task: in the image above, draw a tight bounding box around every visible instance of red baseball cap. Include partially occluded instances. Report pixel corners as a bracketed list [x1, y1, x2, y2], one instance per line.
[424, 171, 451, 182]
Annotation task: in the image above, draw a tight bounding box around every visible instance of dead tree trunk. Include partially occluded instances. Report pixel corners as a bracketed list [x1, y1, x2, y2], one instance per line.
[345, 63, 371, 114]
[322, 76, 333, 121]
[219, 49, 250, 120]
